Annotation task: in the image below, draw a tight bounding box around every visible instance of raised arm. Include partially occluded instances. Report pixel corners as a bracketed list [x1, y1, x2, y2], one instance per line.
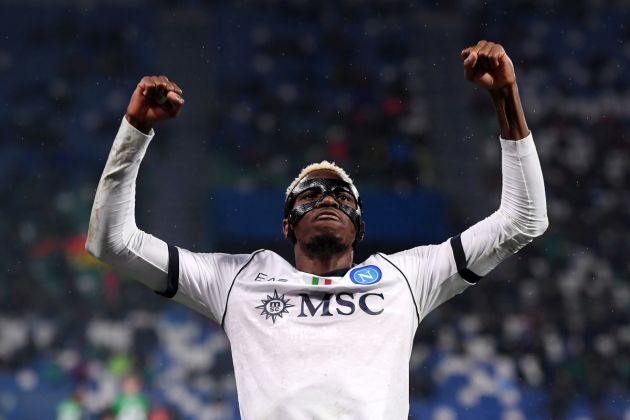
[460, 40, 548, 243]
[446, 40, 548, 282]
[85, 76, 184, 293]
[386, 41, 548, 319]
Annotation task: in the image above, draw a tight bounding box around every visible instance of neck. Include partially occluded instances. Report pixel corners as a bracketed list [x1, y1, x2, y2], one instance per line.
[294, 244, 353, 275]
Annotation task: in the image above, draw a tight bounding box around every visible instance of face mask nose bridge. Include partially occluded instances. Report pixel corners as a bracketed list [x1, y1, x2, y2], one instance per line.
[313, 188, 342, 207]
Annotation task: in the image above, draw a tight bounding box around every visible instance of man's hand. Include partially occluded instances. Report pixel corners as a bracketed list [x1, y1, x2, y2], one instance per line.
[126, 75, 184, 134]
[461, 40, 515, 92]
[462, 41, 528, 140]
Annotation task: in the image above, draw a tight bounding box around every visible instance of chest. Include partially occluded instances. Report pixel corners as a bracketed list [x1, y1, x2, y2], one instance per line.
[223, 255, 418, 336]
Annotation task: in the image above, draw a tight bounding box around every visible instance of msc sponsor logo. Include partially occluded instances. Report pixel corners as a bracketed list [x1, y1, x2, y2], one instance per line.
[256, 290, 294, 324]
[255, 290, 385, 323]
[350, 265, 382, 285]
[298, 292, 384, 317]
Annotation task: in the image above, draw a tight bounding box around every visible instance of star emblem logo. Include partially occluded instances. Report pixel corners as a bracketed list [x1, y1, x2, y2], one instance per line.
[256, 289, 294, 324]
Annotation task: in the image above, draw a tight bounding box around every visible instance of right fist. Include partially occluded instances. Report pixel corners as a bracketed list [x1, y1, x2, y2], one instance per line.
[126, 75, 184, 134]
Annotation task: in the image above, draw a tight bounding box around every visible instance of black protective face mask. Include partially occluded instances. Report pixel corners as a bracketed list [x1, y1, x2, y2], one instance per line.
[284, 178, 365, 247]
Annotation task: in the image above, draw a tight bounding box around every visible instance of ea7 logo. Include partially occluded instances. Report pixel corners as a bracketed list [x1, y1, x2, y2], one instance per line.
[297, 292, 384, 317]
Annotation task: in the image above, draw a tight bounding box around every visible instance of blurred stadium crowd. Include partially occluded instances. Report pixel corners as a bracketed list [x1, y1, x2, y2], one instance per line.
[1, 0, 629, 418]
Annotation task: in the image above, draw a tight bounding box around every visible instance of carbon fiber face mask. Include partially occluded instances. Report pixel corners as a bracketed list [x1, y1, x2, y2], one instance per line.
[284, 178, 365, 247]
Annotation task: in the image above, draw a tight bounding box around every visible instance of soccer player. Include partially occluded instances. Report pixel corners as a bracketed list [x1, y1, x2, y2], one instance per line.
[86, 40, 548, 419]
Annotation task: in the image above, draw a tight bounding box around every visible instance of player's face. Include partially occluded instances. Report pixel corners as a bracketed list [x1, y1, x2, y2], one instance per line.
[283, 170, 357, 248]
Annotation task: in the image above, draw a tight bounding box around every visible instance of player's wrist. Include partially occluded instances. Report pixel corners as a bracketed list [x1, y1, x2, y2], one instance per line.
[125, 114, 153, 135]
[490, 83, 529, 140]
[489, 81, 518, 101]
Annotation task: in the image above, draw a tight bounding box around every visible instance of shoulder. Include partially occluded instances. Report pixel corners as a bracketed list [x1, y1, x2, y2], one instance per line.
[198, 249, 294, 270]
[374, 242, 448, 262]
[174, 248, 274, 275]
[369, 241, 456, 274]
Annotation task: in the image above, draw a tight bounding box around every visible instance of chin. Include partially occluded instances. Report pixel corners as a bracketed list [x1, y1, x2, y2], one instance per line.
[303, 233, 350, 256]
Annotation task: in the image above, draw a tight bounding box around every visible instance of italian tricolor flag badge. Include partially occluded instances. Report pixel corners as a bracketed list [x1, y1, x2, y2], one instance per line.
[312, 276, 332, 285]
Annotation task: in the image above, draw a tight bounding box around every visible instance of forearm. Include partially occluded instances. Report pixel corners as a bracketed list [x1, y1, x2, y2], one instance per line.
[491, 83, 529, 141]
[497, 133, 548, 236]
[86, 117, 169, 292]
[459, 133, 547, 276]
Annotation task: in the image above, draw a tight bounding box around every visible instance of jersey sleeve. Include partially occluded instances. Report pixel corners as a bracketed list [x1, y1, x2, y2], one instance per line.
[86, 117, 173, 292]
[85, 116, 253, 323]
[383, 133, 548, 321]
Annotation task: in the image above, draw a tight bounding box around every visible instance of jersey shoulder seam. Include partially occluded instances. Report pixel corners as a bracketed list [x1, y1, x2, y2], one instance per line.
[220, 249, 266, 329]
[376, 252, 420, 323]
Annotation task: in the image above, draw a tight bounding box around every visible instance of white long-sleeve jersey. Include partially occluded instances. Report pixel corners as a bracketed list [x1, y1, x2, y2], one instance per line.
[86, 117, 548, 420]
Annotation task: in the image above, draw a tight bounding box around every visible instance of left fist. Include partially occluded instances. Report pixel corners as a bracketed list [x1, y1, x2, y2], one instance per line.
[461, 40, 515, 91]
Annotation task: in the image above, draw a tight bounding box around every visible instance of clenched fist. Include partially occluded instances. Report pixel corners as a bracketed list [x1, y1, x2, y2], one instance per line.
[461, 40, 515, 92]
[126, 75, 184, 134]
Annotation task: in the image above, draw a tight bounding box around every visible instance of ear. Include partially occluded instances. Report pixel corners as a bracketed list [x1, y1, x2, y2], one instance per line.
[282, 219, 289, 238]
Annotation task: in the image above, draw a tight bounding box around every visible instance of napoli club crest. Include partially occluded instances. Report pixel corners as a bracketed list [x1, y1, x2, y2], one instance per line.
[350, 265, 382, 285]
[256, 290, 294, 324]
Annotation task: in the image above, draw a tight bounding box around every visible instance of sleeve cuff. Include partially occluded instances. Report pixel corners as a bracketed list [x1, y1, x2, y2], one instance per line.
[120, 115, 155, 140]
[499, 132, 536, 157]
